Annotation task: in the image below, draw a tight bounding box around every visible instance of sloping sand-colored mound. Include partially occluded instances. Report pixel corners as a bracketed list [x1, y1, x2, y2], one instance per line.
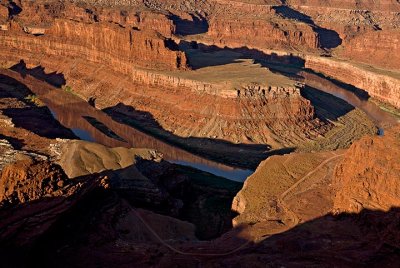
[57, 140, 162, 178]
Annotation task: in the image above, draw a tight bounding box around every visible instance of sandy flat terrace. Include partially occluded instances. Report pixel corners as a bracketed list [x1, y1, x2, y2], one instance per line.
[164, 49, 295, 90]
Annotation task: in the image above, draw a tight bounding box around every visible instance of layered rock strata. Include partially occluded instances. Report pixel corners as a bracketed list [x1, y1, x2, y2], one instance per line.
[285, 0, 400, 68]
[0, 0, 326, 147]
[338, 30, 400, 70]
[305, 56, 400, 108]
[206, 10, 320, 51]
[0, 19, 186, 71]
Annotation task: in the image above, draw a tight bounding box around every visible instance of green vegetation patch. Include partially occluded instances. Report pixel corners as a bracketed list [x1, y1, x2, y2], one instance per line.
[24, 94, 44, 106]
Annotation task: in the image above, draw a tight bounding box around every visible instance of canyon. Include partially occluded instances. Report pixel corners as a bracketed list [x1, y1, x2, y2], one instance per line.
[0, 0, 399, 267]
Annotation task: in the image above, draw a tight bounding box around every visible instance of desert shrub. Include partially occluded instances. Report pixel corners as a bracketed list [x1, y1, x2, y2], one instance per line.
[25, 94, 44, 106]
[63, 85, 73, 93]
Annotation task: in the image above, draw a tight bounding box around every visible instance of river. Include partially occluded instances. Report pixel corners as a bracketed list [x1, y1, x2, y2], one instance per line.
[37, 89, 254, 182]
[27, 70, 397, 182]
[301, 71, 399, 130]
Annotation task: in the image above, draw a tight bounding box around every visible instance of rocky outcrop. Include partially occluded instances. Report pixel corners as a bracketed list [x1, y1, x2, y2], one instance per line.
[54, 140, 183, 210]
[333, 125, 400, 213]
[305, 56, 400, 108]
[0, 157, 110, 247]
[0, 158, 70, 206]
[55, 140, 162, 179]
[226, 125, 400, 267]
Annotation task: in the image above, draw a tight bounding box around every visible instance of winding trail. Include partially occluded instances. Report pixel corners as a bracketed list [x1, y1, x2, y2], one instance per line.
[281, 153, 344, 200]
[279, 153, 344, 226]
[119, 153, 344, 256]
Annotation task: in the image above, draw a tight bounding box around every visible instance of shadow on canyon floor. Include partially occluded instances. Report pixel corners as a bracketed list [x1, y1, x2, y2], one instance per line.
[3, 106, 77, 139]
[273, 5, 342, 49]
[304, 68, 371, 100]
[0, 158, 242, 251]
[134, 158, 242, 238]
[103, 102, 295, 170]
[7, 1, 22, 18]
[0, 133, 25, 150]
[301, 86, 355, 122]
[169, 14, 209, 36]
[2, 185, 400, 268]
[0, 74, 76, 140]
[246, 207, 400, 266]
[10, 60, 67, 88]
[82, 116, 127, 143]
[180, 40, 306, 76]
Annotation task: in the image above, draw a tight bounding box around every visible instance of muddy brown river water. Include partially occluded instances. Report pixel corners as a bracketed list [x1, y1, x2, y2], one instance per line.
[301, 71, 399, 129]
[40, 90, 254, 182]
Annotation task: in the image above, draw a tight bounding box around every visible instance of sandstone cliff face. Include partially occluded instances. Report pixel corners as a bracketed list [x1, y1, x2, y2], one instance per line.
[285, 0, 400, 68]
[0, 0, 186, 71]
[333, 126, 400, 213]
[305, 56, 400, 108]
[203, 1, 320, 51]
[48, 19, 186, 70]
[0, 18, 186, 71]
[16, 0, 176, 37]
[338, 29, 400, 70]
[207, 17, 319, 51]
[143, 0, 321, 51]
[286, 0, 400, 12]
